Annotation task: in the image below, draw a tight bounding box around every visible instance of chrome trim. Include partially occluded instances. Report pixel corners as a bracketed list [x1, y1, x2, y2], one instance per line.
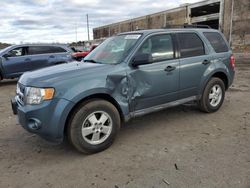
[16, 83, 25, 105]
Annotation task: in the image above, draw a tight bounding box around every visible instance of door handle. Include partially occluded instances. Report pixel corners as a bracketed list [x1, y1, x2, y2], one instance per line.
[202, 59, 211, 65]
[164, 66, 176, 72]
[49, 55, 55, 58]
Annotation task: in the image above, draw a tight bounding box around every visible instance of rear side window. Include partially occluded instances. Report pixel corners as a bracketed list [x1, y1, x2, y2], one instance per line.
[177, 33, 205, 58]
[28, 46, 50, 55]
[203, 32, 229, 53]
[28, 46, 66, 55]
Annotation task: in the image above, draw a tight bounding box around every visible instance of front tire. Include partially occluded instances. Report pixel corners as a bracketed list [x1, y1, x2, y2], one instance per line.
[67, 99, 120, 154]
[199, 77, 225, 113]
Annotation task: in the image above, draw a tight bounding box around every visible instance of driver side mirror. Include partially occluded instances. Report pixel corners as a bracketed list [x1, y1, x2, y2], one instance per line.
[131, 53, 152, 67]
[2, 54, 9, 60]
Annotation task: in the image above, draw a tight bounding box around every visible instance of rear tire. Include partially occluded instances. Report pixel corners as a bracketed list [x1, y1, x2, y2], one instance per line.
[67, 99, 120, 154]
[199, 77, 225, 113]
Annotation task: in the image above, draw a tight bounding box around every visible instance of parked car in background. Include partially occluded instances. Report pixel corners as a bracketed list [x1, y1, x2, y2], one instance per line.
[0, 44, 73, 81]
[11, 27, 235, 154]
[72, 44, 98, 61]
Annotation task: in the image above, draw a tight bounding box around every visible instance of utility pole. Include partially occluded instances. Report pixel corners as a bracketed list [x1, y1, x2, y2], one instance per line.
[86, 14, 90, 41]
[75, 22, 78, 43]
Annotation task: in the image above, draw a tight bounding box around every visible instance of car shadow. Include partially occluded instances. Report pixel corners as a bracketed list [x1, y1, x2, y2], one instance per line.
[0, 79, 18, 86]
[121, 103, 200, 131]
[11, 103, 203, 159]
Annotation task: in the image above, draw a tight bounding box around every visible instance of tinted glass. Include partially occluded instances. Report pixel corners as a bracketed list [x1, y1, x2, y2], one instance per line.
[177, 33, 205, 58]
[137, 34, 174, 62]
[49, 46, 67, 53]
[204, 32, 229, 53]
[28, 46, 49, 55]
[28, 46, 66, 55]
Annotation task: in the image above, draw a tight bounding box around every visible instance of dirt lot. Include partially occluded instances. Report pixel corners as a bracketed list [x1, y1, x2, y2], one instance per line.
[0, 63, 249, 188]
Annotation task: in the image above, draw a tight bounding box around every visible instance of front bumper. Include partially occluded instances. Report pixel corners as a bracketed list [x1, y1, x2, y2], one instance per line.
[11, 97, 75, 143]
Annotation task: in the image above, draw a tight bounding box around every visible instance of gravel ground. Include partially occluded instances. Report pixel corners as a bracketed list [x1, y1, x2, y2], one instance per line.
[0, 63, 249, 188]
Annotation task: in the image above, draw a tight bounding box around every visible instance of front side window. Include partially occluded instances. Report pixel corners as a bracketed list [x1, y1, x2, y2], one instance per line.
[136, 34, 174, 62]
[7, 47, 25, 57]
[203, 32, 229, 53]
[84, 34, 141, 64]
[177, 33, 205, 58]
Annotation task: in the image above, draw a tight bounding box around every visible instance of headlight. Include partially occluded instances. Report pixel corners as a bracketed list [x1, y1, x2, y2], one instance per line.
[25, 87, 55, 105]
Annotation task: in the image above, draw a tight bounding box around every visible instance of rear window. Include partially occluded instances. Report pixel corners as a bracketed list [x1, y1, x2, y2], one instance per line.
[177, 33, 205, 58]
[203, 32, 229, 53]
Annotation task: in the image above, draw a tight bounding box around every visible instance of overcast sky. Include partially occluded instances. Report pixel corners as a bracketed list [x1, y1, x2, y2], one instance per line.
[0, 0, 201, 44]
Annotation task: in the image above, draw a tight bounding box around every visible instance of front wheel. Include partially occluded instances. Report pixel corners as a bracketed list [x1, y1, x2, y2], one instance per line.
[67, 99, 120, 154]
[199, 77, 225, 113]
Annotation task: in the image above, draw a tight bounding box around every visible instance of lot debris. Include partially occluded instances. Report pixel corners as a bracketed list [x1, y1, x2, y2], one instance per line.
[201, 132, 210, 135]
[174, 163, 179, 170]
[162, 178, 170, 185]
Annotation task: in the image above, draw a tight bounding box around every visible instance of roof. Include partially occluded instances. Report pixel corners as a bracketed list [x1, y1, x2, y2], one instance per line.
[118, 28, 219, 36]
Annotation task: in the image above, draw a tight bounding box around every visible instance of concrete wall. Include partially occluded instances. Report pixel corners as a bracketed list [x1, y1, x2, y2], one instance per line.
[231, 0, 250, 52]
[93, 7, 187, 39]
[93, 0, 250, 52]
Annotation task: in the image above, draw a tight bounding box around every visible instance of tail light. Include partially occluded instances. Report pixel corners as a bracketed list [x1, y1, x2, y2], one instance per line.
[230, 55, 235, 71]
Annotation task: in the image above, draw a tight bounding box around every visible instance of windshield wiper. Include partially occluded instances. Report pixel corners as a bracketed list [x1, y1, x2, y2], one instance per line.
[83, 59, 103, 64]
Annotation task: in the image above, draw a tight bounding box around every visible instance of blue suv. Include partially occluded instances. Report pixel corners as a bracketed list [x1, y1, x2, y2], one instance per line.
[11, 28, 235, 154]
[0, 44, 73, 81]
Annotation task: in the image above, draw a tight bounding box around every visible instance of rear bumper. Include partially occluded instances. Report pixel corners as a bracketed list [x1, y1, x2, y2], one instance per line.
[227, 69, 235, 89]
[11, 97, 75, 143]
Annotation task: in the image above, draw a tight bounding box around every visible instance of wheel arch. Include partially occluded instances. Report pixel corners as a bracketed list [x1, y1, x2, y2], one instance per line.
[199, 70, 229, 97]
[211, 71, 229, 90]
[64, 93, 125, 135]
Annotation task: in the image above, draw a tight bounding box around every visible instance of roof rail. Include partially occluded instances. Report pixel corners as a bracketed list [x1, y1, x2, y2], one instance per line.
[163, 24, 211, 29]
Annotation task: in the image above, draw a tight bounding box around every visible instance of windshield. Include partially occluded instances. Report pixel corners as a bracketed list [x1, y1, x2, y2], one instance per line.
[84, 34, 141, 64]
[0, 45, 12, 54]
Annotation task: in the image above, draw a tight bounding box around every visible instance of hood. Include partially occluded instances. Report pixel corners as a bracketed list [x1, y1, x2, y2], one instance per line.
[19, 61, 113, 87]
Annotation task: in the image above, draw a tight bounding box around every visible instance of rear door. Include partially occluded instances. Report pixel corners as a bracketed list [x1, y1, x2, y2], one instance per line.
[177, 32, 213, 99]
[27, 46, 51, 71]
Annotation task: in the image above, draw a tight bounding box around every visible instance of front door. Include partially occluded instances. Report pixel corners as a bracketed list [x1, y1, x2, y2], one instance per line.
[2, 46, 29, 77]
[128, 33, 180, 111]
[26, 46, 50, 71]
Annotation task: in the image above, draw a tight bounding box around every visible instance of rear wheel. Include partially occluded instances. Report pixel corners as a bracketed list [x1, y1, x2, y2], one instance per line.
[199, 77, 225, 113]
[67, 99, 120, 154]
